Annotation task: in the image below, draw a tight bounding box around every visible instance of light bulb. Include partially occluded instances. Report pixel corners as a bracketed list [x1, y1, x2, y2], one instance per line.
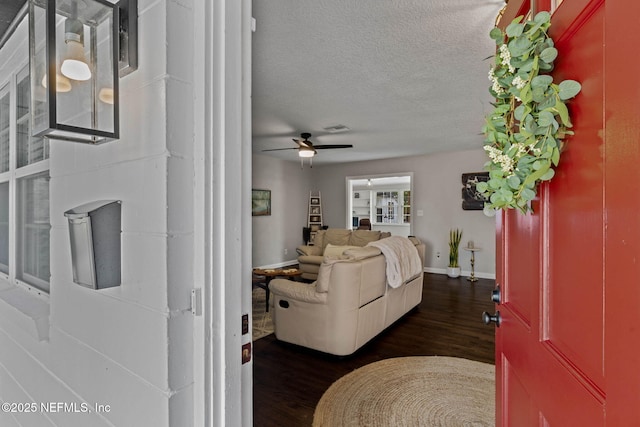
[61, 40, 91, 81]
[298, 148, 315, 158]
[41, 73, 72, 93]
[99, 87, 114, 104]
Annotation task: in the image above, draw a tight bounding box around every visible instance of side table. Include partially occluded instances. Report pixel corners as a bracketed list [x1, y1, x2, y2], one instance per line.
[463, 247, 481, 282]
[252, 268, 302, 311]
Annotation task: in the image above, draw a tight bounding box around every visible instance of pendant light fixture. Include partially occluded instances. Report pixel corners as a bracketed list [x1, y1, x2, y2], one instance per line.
[29, 0, 138, 144]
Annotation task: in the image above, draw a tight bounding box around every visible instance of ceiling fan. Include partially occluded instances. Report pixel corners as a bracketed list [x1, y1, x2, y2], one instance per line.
[262, 133, 353, 166]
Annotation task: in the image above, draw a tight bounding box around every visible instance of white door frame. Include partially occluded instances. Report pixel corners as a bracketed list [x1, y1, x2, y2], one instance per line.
[197, 0, 252, 425]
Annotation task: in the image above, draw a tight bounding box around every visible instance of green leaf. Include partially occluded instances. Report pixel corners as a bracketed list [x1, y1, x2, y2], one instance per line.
[514, 105, 526, 121]
[526, 21, 543, 37]
[551, 147, 560, 166]
[539, 61, 554, 71]
[517, 58, 535, 72]
[499, 188, 514, 202]
[490, 27, 504, 42]
[507, 175, 521, 189]
[534, 11, 551, 24]
[531, 75, 553, 89]
[489, 168, 504, 178]
[538, 94, 556, 110]
[509, 37, 532, 57]
[538, 110, 555, 127]
[540, 168, 555, 181]
[532, 87, 547, 103]
[490, 192, 502, 204]
[488, 178, 502, 189]
[524, 161, 550, 185]
[544, 135, 558, 149]
[521, 187, 536, 201]
[476, 182, 489, 193]
[540, 47, 558, 63]
[506, 22, 524, 38]
[553, 100, 572, 127]
[520, 85, 533, 104]
[558, 80, 582, 100]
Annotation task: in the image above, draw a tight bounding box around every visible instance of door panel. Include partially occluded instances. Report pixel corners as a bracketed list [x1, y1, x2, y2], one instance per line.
[544, 1, 605, 390]
[503, 208, 538, 325]
[503, 357, 536, 426]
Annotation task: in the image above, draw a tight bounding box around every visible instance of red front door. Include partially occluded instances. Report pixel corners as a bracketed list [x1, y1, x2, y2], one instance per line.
[494, 0, 640, 425]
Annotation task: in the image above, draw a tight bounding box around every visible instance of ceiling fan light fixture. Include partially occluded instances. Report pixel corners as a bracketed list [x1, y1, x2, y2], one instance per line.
[299, 147, 316, 158]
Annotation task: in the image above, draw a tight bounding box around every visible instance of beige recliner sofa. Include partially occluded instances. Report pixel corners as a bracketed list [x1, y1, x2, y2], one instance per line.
[296, 228, 390, 281]
[270, 236, 425, 356]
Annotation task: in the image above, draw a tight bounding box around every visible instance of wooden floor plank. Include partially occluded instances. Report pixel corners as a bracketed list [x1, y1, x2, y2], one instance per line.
[253, 273, 496, 426]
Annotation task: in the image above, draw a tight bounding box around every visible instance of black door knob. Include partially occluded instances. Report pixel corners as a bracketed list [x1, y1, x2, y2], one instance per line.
[482, 311, 501, 327]
[491, 285, 501, 304]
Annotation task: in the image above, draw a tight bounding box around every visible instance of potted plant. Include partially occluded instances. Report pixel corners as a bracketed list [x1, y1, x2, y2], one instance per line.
[447, 228, 462, 278]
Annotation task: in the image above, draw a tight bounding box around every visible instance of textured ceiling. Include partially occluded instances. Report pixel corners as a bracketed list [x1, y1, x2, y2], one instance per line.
[0, 0, 26, 47]
[1, 0, 505, 166]
[252, 0, 506, 165]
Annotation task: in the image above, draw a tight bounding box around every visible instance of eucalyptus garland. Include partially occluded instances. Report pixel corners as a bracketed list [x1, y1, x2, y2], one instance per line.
[478, 11, 581, 214]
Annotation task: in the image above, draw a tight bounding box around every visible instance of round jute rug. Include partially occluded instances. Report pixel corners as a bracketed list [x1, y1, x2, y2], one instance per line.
[313, 356, 495, 427]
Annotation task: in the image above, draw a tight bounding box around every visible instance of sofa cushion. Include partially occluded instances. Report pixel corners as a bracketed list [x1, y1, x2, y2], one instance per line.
[322, 229, 353, 250]
[324, 244, 360, 258]
[348, 230, 381, 246]
[316, 258, 345, 293]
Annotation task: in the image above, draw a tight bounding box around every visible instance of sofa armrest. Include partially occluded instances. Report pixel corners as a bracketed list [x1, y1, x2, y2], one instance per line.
[297, 255, 324, 266]
[296, 245, 322, 257]
[269, 279, 328, 304]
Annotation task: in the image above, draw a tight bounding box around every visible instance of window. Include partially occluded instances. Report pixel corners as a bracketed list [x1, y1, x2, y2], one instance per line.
[0, 86, 9, 172]
[0, 65, 50, 293]
[0, 182, 8, 274]
[375, 191, 399, 224]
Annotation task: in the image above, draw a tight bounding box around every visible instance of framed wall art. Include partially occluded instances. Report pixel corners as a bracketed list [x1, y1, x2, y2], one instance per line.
[461, 172, 489, 210]
[252, 189, 271, 216]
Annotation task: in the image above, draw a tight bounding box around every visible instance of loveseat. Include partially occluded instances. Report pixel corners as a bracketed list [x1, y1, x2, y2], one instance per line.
[270, 236, 425, 356]
[296, 228, 391, 281]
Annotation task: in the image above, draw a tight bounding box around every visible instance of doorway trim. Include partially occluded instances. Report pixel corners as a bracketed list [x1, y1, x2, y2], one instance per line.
[345, 172, 414, 235]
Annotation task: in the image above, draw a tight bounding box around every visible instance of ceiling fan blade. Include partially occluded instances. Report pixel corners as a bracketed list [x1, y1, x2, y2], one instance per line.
[262, 147, 299, 152]
[313, 144, 353, 149]
[294, 138, 312, 148]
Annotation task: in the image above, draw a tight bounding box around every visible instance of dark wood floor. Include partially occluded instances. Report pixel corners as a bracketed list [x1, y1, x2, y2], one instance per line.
[252, 273, 496, 427]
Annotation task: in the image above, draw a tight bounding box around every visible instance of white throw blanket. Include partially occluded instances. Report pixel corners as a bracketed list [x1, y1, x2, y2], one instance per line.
[367, 236, 422, 288]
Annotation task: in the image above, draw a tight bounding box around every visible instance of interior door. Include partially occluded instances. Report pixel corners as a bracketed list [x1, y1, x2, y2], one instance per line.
[491, 0, 640, 425]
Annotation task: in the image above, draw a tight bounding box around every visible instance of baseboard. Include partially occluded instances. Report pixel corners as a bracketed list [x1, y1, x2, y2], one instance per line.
[423, 267, 496, 280]
[253, 263, 496, 280]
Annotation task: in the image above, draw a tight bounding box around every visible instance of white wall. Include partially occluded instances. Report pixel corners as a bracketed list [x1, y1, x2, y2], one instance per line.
[311, 149, 497, 277]
[0, 1, 196, 426]
[252, 154, 313, 267]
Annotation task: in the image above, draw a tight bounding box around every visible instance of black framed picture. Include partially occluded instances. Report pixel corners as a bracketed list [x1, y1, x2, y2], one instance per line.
[252, 189, 271, 216]
[461, 172, 489, 210]
[310, 197, 320, 205]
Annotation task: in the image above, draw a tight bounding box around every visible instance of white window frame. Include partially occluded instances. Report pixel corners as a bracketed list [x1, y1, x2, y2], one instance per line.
[0, 62, 50, 298]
